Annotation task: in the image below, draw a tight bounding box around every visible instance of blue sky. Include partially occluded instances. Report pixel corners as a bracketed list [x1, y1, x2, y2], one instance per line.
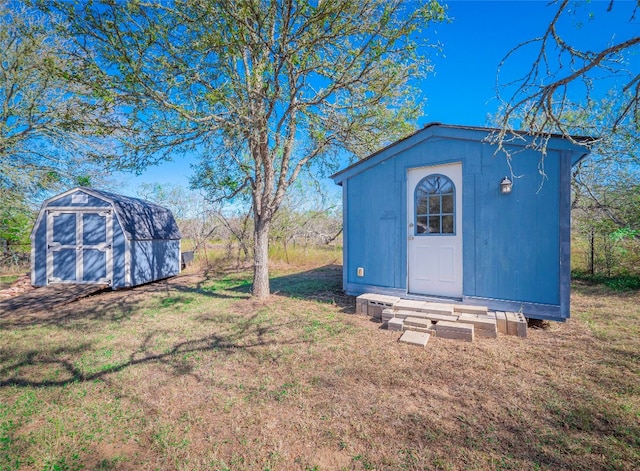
[117, 0, 639, 197]
[421, 0, 638, 125]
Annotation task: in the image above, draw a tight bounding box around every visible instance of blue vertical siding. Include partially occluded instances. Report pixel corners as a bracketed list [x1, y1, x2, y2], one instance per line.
[32, 215, 47, 286]
[334, 124, 587, 320]
[346, 161, 401, 288]
[131, 240, 180, 286]
[31, 208, 127, 287]
[31, 188, 181, 289]
[111, 219, 127, 288]
[472, 147, 560, 305]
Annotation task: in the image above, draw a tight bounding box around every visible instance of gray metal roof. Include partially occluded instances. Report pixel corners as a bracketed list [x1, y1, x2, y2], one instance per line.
[84, 188, 181, 241]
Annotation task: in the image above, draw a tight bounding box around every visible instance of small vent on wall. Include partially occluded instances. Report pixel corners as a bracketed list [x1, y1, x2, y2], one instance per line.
[71, 193, 89, 204]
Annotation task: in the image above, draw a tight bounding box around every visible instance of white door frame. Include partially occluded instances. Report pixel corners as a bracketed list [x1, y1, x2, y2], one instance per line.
[407, 162, 463, 297]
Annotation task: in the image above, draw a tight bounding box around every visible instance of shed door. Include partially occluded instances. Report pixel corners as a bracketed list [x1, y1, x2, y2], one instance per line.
[407, 163, 463, 297]
[46, 210, 113, 285]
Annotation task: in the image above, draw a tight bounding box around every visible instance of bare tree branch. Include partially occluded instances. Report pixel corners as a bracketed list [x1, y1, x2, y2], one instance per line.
[495, 0, 639, 148]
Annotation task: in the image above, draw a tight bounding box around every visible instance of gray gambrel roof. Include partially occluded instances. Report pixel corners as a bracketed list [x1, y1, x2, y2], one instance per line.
[34, 187, 181, 241]
[86, 188, 181, 240]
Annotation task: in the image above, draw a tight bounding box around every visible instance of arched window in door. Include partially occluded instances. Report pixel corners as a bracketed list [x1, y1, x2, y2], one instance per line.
[414, 174, 455, 235]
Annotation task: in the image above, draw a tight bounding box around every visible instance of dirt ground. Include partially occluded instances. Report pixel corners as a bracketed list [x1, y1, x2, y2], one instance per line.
[0, 273, 34, 300]
[0, 266, 638, 470]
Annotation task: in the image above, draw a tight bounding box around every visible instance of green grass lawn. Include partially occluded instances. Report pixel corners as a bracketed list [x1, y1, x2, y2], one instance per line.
[0, 274, 21, 290]
[0, 265, 639, 470]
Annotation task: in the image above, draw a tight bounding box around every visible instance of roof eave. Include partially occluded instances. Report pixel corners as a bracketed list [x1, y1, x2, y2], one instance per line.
[331, 122, 593, 184]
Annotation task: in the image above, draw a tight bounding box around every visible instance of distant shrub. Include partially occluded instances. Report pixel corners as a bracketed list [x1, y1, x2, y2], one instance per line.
[572, 270, 640, 291]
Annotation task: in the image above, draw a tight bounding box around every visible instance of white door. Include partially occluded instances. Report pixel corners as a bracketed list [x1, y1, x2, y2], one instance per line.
[46, 210, 113, 284]
[407, 163, 463, 297]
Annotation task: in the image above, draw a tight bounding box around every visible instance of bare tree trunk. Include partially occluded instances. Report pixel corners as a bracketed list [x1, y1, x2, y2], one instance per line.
[324, 227, 343, 245]
[283, 237, 290, 264]
[239, 211, 252, 260]
[589, 228, 595, 275]
[252, 217, 270, 298]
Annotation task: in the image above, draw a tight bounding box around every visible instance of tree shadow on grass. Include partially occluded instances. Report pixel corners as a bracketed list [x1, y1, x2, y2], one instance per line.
[0, 311, 307, 388]
[268, 264, 354, 311]
[0, 265, 354, 388]
[0, 285, 162, 328]
[0, 265, 353, 329]
[170, 264, 355, 312]
[0, 272, 249, 328]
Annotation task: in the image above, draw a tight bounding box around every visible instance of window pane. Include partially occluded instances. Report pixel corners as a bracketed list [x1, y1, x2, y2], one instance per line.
[424, 181, 438, 195]
[429, 195, 440, 214]
[440, 180, 453, 194]
[415, 174, 456, 236]
[442, 215, 454, 233]
[416, 215, 428, 234]
[416, 196, 428, 215]
[428, 216, 440, 233]
[441, 194, 454, 214]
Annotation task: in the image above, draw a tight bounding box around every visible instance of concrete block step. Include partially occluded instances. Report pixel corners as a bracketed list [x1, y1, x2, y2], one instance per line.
[458, 313, 496, 327]
[356, 298, 369, 315]
[399, 330, 431, 347]
[405, 326, 433, 333]
[381, 308, 395, 321]
[494, 311, 508, 334]
[453, 304, 488, 315]
[506, 312, 527, 338]
[394, 300, 455, 316]
[387, 317, 404, 332]
[392, 309, 459, 323]
[457, 314, 498, 339]
[475, 312, 497, 320]
[357, 293, 401, 304]
[357, 294, 401, 319]
[434, 320, 474, 342]
[403, 317, 433, 330]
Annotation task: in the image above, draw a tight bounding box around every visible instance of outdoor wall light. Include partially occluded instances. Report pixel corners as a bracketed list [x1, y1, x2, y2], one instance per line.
[500, 176, 513, 194]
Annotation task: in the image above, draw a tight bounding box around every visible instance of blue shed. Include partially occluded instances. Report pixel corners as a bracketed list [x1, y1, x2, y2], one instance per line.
[30, 187, 181, 289]
[331, 123, 591, 321]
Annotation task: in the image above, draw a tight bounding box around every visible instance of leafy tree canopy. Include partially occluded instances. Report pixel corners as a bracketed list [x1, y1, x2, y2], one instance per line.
[42, 0, 447, 296]
[0, 1, 118, 199]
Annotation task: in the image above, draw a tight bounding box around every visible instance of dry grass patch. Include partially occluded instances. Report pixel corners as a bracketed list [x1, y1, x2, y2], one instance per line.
[1, 267, 639, 470]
